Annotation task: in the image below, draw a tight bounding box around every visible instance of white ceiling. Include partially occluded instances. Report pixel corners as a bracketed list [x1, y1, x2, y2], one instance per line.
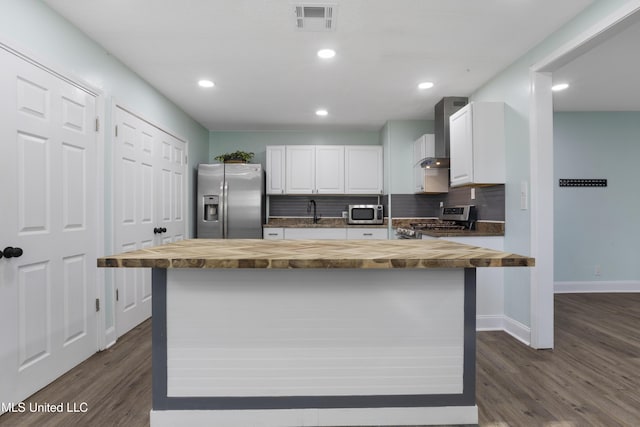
[44, 0, 596, 131]
[553, 13, 640, 112]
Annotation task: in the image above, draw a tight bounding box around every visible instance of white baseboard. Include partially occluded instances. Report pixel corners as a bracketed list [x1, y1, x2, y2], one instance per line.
[502, 315, 531, 346]
[476, 315, 531, 345]
[555, 280, 640, 294]
[150, 406, 478, 427]
[476, 315, 504, 331]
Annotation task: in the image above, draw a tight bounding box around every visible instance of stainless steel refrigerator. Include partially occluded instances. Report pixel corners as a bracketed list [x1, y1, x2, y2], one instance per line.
[197, 163, 264, 238]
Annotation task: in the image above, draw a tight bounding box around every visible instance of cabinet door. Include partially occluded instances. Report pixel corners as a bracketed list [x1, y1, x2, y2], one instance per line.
[413, 136, 426, 166]
[414, 164, 424, 192]
[449, 106, 473, 187]
[413, 134, 435, 166]
[285, 146, 315, 194]
[345, 145, 383, 194]
[315, 145, 345, 194]
[266, 145, 286, 194]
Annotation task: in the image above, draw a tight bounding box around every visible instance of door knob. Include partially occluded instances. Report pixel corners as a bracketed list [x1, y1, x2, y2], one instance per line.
[161, 227, 167, 233]
[153, 227, 161, 234]
[3, 247, 23, 258]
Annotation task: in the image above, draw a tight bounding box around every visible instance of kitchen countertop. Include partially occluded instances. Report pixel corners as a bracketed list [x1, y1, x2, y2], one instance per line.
[97, 238, 533, 269]
[264, 217, 387, 228]
[264, 217, 505, 236]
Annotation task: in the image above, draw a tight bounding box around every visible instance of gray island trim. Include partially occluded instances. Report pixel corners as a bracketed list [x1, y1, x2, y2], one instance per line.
[151, 267, 477, 411]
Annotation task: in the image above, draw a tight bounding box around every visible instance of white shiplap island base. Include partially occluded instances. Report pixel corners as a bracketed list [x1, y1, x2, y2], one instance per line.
[98, 239, 534, 426]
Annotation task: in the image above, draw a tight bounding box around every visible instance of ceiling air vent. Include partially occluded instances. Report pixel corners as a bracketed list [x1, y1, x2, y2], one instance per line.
[294, 4, 336, 31]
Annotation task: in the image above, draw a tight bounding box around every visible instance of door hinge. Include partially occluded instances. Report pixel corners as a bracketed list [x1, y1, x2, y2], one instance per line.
[95, 298, 100, 312]
[95, 117, 100, 132]
[115, 125, 118, 137]
[116, 288, 119, 301]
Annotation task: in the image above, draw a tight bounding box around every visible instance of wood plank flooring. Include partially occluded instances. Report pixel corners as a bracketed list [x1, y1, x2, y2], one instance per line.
[1, 293, 639, 426]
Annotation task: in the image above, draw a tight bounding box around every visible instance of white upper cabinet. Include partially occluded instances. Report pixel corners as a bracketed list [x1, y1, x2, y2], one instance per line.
[345, 145, 383, 194]
[267, 144, 382, 195]
[285, 145, 316, 194]
[284, 145, 345, 194]
[413, 134, 435, 165]
[412, 134, 448, 194]
[315, 145, 345, 194]
[266, 145, 286, 194]
[449, 102, 505, 187]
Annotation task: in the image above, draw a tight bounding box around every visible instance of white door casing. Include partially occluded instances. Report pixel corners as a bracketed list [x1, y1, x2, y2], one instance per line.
[528, 1, 640, 349]
[0, 46, 99, 407]
[113, 106, 186, 337]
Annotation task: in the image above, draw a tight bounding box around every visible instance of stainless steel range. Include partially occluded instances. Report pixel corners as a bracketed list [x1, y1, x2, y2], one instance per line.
[396, 205, 477, 239]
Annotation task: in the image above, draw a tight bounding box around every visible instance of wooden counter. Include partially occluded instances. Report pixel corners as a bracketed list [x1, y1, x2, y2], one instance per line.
[97, 238, 533, 269]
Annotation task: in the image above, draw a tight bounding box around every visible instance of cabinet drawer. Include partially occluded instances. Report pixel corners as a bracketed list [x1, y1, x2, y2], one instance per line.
[346, 228, 388, 240]
[283, 228, 347, 240]
[263, 228, 284, 239]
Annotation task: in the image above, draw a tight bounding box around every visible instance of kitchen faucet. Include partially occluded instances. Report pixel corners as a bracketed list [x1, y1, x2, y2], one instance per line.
[307, 199, 320, 224]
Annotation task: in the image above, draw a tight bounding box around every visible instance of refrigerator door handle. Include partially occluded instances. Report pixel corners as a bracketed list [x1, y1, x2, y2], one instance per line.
[223, 181, 229, 238]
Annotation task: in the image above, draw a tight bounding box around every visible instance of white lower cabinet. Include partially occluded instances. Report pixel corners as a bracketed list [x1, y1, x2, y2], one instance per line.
[283, 228, 347, 240]
[270, 227, 389, 240]
[346, 228, 388, 240]
[263, 228, 284, 239]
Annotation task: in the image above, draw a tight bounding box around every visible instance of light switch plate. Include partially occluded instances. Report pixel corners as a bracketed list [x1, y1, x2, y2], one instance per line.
[520, 181, 528, 210]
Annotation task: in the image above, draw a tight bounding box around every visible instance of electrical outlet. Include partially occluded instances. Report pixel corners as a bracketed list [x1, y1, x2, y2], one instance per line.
[470, 187, 476, 200]
[439, 201, 444, 208]
[595, 265, 601, 277]
[342, 211, 347, 218]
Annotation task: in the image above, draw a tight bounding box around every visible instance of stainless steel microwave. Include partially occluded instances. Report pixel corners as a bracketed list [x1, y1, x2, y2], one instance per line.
[348, 204, 384, 224]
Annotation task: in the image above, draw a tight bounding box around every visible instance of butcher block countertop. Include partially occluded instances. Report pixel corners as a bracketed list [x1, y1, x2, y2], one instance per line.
[97, 239, 534, 269]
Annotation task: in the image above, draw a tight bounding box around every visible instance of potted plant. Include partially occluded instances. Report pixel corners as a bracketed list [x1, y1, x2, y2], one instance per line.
[214, 150, 254, 163]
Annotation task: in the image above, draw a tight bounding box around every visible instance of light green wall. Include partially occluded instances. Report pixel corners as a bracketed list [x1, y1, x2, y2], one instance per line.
[471, 0, 634, 326]
[1, 0, 210, 331]
[209, 130, 382, 167]
[554, 112, 640, 282]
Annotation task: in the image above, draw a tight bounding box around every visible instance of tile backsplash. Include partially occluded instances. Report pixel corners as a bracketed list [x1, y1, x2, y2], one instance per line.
[268, 185, 505, 221]
[390, 185, 505, 221]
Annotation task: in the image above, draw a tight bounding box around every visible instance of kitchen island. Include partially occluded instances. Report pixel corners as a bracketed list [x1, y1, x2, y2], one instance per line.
[98, 239, 533, 427]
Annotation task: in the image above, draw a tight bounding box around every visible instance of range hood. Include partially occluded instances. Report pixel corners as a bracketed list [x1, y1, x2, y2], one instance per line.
[421, 96, 468, 169]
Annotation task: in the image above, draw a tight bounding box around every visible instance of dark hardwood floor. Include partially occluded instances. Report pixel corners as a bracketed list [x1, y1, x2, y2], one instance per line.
[1, 293, 639, 426]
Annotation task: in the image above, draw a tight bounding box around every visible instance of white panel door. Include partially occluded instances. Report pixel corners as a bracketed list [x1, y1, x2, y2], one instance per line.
[157, 132, 186, 245]
[113, 107, 186, 337]
[0, 47, 98, 408]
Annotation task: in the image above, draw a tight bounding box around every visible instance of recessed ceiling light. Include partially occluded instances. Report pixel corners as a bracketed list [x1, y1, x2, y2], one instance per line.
[315, 109, 328, 116]
[552, 83, 569, 92]
[418, 81, 434, 90]
[317, 49, 336, 59]
[198, 79, 215, 88]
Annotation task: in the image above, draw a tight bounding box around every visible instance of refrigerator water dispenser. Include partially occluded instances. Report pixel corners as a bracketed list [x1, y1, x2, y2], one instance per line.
[203, 195, 219, 221]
